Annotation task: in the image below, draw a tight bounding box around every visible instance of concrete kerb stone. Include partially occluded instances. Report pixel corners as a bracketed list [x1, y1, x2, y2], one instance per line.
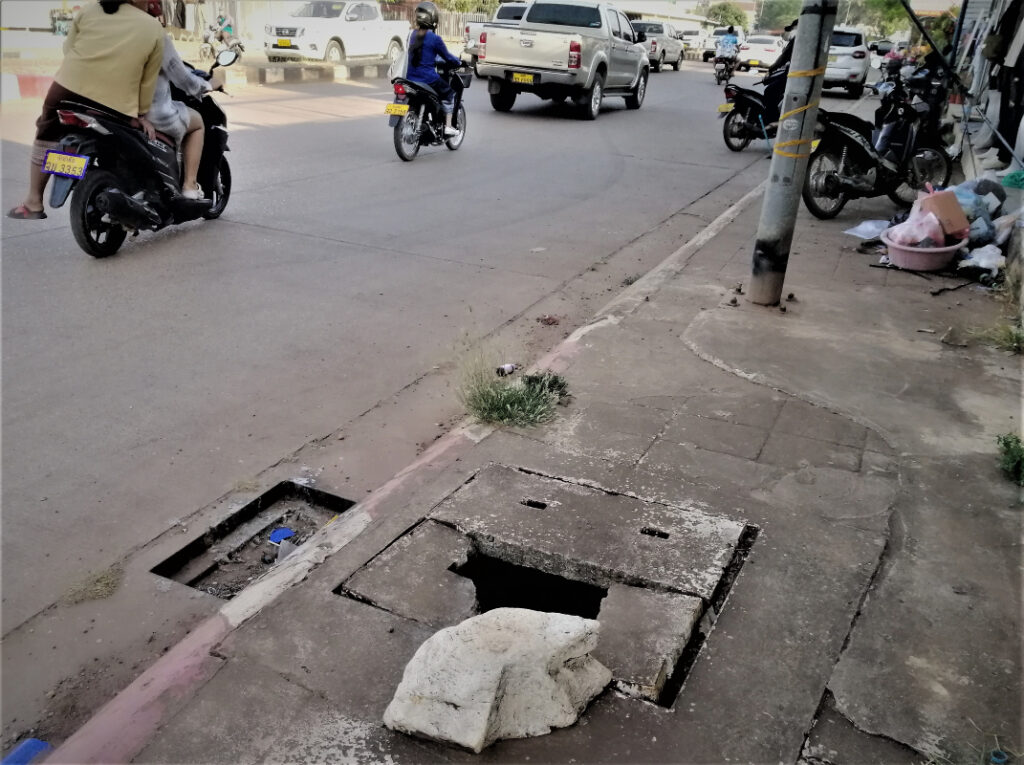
[42, 178, 772, 764]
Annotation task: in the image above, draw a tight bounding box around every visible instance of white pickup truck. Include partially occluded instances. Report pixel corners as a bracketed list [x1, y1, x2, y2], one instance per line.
[476, 0, 650, 120]
[264, 1, 409, 66]
[464, 2, 528, 74]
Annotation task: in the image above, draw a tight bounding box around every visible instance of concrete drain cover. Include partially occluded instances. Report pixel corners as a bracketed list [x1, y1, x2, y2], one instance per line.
[152, 481, 354, 599]
[338, 465, 756, 705]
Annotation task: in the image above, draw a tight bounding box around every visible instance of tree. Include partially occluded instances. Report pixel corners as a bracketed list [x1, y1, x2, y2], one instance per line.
[861, 0, 907, 37]
[757, 0, 801, 32]
[707, 2, 748, 30]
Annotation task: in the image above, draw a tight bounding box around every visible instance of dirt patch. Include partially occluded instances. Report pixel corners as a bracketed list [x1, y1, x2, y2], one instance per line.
[60, 566, 124, 605]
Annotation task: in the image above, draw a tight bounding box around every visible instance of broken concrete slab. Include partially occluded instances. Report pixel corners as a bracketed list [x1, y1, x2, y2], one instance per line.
[342, 520, 477, 629]
[660, 412, 769, 460]
[429, 464, 748, 601]
[594, 584, 703, 702]
[384, 608, 611, 753]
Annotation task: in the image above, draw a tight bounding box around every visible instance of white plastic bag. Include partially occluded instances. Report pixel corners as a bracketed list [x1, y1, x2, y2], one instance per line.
[844, 220, 890, 239]
[886, 204, 945, 246]
[958, 244, 1005, 276]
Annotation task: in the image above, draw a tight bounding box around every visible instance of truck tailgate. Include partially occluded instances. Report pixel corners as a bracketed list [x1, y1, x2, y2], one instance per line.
[485, 26, 576, 71]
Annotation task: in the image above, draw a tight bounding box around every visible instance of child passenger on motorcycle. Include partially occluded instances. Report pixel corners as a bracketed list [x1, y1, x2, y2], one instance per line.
[406, 1, 463, 137]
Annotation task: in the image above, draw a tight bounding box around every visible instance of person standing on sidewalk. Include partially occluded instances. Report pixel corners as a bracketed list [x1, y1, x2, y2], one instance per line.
[7, 0, 164, 220]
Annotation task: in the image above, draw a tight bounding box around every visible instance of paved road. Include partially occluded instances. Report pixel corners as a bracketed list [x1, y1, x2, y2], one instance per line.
[0, 62, 839, 632]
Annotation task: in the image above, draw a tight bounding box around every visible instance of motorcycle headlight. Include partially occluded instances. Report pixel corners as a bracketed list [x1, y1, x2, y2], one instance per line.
[265, 24, 272, 35]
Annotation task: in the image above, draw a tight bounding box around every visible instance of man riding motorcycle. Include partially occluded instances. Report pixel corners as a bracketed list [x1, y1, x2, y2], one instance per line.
[714, 25, 739, 79]
[762, 18, 797, 125]
[404, 2, 463, 137]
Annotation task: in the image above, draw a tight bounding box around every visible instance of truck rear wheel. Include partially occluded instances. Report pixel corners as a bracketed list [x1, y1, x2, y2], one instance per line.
[490, 84, 516, 112]
[576, 73, 604, 120]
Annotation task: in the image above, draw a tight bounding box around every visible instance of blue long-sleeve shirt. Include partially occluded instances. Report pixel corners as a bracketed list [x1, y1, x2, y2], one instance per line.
[406, 30, 460, 85]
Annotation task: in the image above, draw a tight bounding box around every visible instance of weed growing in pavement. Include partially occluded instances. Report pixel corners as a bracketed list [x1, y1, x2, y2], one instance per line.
[458, 349, 569, 427]
[973, 318, 1024, 354]
[62, 565, 124, 604]
[997, 433, 1024, 487]
[621, 274, 642, 286]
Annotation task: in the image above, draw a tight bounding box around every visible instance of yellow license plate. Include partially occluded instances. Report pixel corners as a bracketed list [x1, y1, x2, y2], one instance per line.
[717, 103, 734, 112]
[811, 138, 821, 151]
[749, 59, 760, 66]
[277, 38, 292, 47]
[385, 103, 409, 115]
[828, 54, 837, 62]
[42, 150, 90, 179]
[512, 72, 534, 84]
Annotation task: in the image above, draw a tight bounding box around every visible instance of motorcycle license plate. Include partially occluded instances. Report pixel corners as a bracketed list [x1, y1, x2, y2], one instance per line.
[749, 59, 760, 66]
[811, 139, 821, 151]
[717, 103, 734, 112]
[512, 72, 534, 84]
[715, 62, 725, 69]
[277, 38, 292, 47]
[42, 150, 90, 179]
[385, 103, 409, 116]
[828, 54, 837, 62]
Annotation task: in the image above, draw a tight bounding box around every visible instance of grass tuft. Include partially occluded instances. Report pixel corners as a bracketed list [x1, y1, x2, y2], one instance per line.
[997, 433, 1024, 487]
[458, 349, 569, 427]
[973, 319, 1024, 354]
[62, 565, 124, 605]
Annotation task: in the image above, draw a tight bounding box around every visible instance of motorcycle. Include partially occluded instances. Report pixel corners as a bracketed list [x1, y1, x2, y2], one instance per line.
[719, 69, 785, 151]
[802, 76, 952, 219]
[200, 24, 245, 63]
[713, 42, 737, 84]
[386, 60, 470, 162]
[42, 50, 238, 257]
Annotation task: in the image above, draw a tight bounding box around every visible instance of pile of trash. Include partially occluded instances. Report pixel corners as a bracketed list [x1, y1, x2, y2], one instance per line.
[846, 172, 1022, 280]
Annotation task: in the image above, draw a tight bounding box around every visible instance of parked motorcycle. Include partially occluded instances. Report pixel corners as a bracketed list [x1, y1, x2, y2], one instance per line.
[42, 50, 238, 257]
[802, 81, 952, 218]
[719, 70, 785, 151]
[386, 61, 470, 162]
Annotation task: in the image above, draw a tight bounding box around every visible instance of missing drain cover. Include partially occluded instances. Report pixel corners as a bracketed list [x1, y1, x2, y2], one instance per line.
[640, 527, 669, 540]
[520, 499, 548, 510]
[151, 482, 354, 599]
[450, 552, 606, 619]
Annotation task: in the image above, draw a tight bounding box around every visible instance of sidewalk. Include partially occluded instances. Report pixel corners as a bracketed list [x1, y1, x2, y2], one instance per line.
[46, 185, 1021, 763]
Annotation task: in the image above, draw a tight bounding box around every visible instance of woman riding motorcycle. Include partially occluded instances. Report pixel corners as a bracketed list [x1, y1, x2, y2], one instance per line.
[405, 2, 463, 137]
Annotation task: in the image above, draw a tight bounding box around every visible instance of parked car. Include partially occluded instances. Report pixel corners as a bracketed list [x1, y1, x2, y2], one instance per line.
[631, 20, 684, 72]
[476, 0, 650, 120]
[677, 28, 705, 54]
[825, 25, 869, 97]
[736, 35, 784, 70]
[703, 26, 744, 62]
[264, 1, 409, 65]
[464, 2, 528, 74]
[869, 38, 895, 55]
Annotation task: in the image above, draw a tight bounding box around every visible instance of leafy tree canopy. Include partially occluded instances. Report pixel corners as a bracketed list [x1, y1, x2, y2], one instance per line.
[707, 2, 748, 30]
[757, 0, 801, 32]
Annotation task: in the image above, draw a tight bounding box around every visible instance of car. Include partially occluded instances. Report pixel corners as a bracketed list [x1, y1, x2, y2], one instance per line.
[631, 20, 685, 71]
[824, 25, 869, 97]
[736, 35, 784, 70]
[264, 1, 409, 65]
[677, 28, 705, 54]
[869, 38, 895, 55]
[703, 26, 745, 62]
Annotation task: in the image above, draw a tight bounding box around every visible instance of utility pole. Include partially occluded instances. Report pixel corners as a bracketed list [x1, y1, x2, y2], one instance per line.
[748, 0, 838, 306]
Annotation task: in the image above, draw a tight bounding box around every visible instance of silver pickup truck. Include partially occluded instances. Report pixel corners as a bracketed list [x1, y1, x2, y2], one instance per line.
[475, 0, 650, 120]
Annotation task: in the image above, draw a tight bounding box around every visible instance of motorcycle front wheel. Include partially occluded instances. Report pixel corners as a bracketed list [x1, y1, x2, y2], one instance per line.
[394, 111, 421, 162]
[802, 147, 849, 219]
[70, 169, 128, 258]
[202, 156, 231, 219]
[446, 104, 467, 151]
[722, 109, 751, 152]
[887, 144, 952, 207]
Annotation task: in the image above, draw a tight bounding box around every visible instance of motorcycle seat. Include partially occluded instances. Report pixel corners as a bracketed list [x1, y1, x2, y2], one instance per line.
[393, 77, 440, 100]
[59, 100, 176, 148]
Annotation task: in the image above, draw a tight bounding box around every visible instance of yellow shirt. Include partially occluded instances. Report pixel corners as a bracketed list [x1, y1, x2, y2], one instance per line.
[54, 1, 165, 117]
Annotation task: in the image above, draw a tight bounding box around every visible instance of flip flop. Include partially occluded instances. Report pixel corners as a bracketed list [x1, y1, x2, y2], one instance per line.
[7, 205, 47, 220]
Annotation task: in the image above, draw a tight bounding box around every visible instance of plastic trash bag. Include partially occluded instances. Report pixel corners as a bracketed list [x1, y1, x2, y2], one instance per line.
[968, 216, 996, 246]
[886, 204, 945, 246]
[844, 220, 891, 239]
[993, 208, 1022, 246]
[958, 244, 1005, 276]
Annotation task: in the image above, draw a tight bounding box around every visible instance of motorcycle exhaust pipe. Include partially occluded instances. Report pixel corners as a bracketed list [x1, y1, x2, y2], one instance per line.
[96, 189, 161, 230]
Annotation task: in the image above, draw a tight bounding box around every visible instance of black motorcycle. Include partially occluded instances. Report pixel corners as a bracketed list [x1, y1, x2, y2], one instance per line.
[719, 69, 785, 151]
[387, 61, 470, 162]
[43, 50, 238, 257]
[802, 78, 952, 219]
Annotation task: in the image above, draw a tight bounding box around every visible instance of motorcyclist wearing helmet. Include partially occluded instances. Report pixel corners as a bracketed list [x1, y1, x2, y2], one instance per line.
[406, 1, 463, 137]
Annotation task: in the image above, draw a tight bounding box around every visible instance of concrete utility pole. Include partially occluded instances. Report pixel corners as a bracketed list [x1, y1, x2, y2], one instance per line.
[748, 0, 838, 306]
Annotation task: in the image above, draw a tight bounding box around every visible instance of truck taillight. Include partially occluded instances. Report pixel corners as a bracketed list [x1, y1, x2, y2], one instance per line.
[651, 39, 657, 51]
[480, 31, 487, 60]
[464, 24, 470, 41]
[569, 40, 581, 69]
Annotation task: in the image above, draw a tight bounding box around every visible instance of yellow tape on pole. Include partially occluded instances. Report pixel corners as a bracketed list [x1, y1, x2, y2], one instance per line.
[779, 100, 819, 120]
[788, 66, 827, 77]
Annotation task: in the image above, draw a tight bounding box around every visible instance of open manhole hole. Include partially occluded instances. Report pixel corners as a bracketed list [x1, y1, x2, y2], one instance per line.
[152, 482, 354, 599]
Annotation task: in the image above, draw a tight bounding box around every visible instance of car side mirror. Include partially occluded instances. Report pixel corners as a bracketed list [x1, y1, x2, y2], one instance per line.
[635, 30, 646, 42]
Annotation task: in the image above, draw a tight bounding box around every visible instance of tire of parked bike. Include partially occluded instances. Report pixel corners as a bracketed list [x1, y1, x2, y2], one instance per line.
[802, 146, 849, 219]
[886, 143, 953, 207]
[722, 109, 752, 152]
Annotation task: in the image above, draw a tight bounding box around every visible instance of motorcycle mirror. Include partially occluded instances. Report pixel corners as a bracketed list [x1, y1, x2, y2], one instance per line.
[215, 49, 239, 68]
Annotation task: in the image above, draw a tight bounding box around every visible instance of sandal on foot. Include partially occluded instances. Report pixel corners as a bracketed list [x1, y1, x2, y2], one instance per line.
[7, 205, 47, 220]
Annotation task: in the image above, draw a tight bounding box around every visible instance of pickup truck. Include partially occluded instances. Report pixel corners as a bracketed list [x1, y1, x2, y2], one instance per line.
[476, 0, 650, 120]
[264, 1, 409, 66]
[702, 26, 745, 62]
[464, 2, 528, 74]
[630, 19, 684, 72]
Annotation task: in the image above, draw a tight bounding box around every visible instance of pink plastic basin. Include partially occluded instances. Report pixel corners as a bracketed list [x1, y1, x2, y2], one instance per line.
[881, 229, 967, 272]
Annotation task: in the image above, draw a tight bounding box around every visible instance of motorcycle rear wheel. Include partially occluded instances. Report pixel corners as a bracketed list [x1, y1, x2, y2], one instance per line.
[722, 109, 751, 152]
[802, 147, 849, 219]
[446, 104, 467, 150]
[887, 144, 952, 207]
[70, 169, 128, 258]
[394, 112, 421, 162]
[202, 157, 231, 219]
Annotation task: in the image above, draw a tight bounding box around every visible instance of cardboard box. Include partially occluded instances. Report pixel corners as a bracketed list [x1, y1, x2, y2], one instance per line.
[919, 190, 969, 235]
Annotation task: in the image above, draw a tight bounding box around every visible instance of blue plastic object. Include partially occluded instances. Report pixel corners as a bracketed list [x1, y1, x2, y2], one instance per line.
[268, 527, 295, 545]
[2, 738, 52, 765]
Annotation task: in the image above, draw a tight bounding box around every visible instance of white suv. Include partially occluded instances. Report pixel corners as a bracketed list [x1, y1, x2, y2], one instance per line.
[824, 26, 869, 97]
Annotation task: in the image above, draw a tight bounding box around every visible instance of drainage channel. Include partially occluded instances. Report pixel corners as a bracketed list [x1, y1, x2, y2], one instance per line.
[151, 481, 355, 599]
